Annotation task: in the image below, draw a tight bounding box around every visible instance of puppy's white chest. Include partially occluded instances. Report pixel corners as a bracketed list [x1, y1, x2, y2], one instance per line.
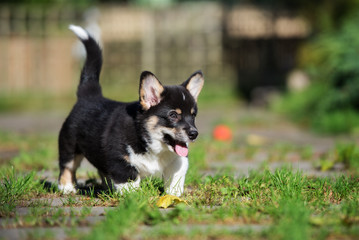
[127, 146, 174, 177]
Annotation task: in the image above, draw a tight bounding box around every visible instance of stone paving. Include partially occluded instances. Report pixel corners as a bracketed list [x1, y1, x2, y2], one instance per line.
[0, 107, 355, 239]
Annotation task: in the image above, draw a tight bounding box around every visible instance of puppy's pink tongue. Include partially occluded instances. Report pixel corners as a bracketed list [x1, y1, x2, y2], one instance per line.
[175, 144, 188, 157]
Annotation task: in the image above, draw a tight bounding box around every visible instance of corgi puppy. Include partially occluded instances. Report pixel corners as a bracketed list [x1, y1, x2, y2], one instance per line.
[58, 25, 204, 196]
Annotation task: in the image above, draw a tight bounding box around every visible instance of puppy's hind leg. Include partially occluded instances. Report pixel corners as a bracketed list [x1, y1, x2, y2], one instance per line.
[58, 153, 83, 194]
[98, 170, 111, 189]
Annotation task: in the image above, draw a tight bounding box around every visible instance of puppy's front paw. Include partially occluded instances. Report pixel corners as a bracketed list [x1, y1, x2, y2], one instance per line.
[166, 187, 183, 197]
[114, 177, 141, 195]
[58, 183, 77, 194]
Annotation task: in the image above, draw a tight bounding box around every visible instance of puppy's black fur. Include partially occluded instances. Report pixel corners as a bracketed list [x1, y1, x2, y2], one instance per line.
[58, 25, 204, 196]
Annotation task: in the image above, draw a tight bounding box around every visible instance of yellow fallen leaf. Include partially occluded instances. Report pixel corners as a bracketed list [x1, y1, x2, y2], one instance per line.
[156, 195, 188, 209]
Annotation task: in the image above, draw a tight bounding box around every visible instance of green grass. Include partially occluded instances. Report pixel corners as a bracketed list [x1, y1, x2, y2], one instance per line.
[0, 131, 57, 172]
[0, 122, 359, 239]
[0, 167, 46, 217]
[1, 163, 358, 239]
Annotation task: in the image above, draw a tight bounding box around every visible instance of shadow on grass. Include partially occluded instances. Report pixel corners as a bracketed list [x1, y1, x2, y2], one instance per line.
[40, 179, 110, 197]
[40, 178, 165, 197]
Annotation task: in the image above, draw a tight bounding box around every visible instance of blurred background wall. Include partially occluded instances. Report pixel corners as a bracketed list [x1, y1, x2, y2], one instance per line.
[1, 0, 359, 135]
[0, 0, 309, 97]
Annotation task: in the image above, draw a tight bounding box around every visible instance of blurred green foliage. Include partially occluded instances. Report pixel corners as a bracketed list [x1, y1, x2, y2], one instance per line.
[273, 10, 359, 134]
[336, 143, 359, 172]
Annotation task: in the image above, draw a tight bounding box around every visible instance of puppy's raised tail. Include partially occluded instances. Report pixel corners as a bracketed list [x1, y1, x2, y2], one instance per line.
[69, 25, 103, 98]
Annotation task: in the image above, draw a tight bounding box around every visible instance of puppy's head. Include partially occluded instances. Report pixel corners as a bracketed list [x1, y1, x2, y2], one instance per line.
[139, 71, 204, 157]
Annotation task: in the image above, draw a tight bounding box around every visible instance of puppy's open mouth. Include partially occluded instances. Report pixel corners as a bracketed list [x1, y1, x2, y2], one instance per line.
[164, 134, 188, 157]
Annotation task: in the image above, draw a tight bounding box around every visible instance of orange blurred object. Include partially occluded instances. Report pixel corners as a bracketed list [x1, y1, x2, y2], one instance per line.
[213, 125, 232, 141]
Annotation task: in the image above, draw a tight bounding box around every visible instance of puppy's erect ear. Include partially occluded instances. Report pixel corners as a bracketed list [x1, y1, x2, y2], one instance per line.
[182, 70, 204, 102]
[139, 71, 164, 110]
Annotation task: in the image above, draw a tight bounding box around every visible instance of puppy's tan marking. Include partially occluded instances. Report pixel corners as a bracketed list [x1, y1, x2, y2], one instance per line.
[59, 168, 73, 186]
[139, 88, 149, 110]
[146, 116, 159, 131]
[175, 108, 182, 115]
[123, 155, 130, 162]
[191, 108, 195, 115]
[59, 154, 83, 186]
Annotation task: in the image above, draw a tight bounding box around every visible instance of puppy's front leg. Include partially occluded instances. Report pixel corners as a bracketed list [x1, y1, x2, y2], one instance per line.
[163, 156, 189, 197]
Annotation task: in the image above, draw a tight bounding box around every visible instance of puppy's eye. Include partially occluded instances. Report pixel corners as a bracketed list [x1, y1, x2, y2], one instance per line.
[168, 111, 180, 120]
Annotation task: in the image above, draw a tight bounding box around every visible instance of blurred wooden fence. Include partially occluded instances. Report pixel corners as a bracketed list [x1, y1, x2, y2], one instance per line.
[0, 37, 74, 93]
[0, 6, 83, 94]
[99, 4, 223, 86]
[0, 3, 225, 94]
[0, 3, 309, 95]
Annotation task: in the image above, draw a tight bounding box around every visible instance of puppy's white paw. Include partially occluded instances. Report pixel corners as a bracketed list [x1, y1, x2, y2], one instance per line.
[166, 188, 183, 197]
[114, 177, 141, 195]
[58, 183, 76, 194]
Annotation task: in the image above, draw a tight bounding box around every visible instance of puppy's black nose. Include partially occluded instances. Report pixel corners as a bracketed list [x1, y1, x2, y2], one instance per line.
[188, 129, 198, 140]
